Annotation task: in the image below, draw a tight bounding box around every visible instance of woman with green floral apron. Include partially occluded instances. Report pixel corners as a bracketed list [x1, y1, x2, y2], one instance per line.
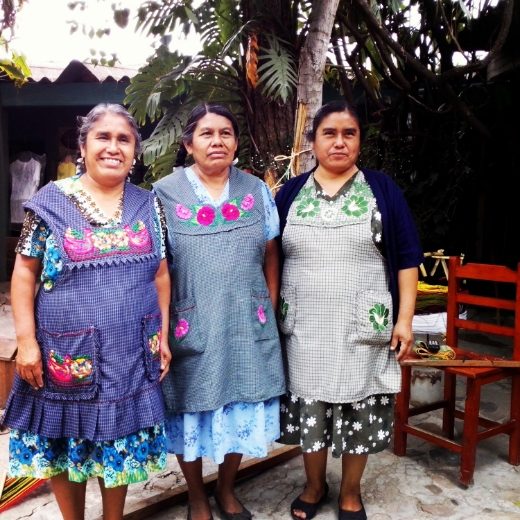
[275, 100, 422, 520]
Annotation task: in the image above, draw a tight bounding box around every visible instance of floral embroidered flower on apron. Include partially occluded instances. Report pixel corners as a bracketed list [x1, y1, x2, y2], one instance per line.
[257, 305, 267, 325]
[148, 331, 161, 359]
[48, 350, 93, 386]
[64, 221, 151, 260]
[176, 193, 255, 227]
[174, 319, 190, 341]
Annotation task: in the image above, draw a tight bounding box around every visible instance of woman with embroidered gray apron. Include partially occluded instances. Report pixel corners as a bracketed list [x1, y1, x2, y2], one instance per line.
[2, 104, 172, 520]
[153, 103, 285, 520]
[275, 100, 423, 520]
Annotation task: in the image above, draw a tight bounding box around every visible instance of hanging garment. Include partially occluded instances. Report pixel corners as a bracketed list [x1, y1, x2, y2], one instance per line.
[10, 152, 46, 224]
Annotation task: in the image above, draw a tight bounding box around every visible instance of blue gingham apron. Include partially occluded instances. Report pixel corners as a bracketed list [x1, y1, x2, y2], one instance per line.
[153, 167, 285, 414]
[3, 181, 165, 442]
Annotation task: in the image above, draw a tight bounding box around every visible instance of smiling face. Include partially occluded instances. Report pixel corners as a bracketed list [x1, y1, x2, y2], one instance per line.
[184, 112, 238, 176]
[312, 110, 361, 177]
[80, 112, 136, 188]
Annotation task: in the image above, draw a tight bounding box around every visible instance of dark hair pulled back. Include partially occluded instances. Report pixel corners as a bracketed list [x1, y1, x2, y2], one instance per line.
[175, 103, 239, 167]
[307, 100, 364, 142]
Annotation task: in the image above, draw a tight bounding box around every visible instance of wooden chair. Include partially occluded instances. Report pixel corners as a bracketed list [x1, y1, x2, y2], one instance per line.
[394, 256, 520, 486]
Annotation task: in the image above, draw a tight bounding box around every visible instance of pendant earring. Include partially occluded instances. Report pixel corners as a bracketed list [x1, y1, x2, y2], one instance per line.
[76, 157, 85, 174]
[127, 159, 136, 180]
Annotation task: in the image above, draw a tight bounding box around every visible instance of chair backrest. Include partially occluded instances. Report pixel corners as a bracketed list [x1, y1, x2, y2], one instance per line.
[446, 256, 520, 360]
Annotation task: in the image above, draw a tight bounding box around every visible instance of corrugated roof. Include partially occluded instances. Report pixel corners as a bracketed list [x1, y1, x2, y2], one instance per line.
[25, 60, 138, 83]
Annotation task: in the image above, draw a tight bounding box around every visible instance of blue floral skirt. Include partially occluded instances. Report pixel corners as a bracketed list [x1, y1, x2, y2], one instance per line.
[164, 398, 280, 464]
[8, 424, 167, 488]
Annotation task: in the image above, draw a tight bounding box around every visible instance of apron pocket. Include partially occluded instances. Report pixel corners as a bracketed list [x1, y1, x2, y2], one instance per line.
[278, 285, 296, 335]
[357, 290, 393, 345]
[38, 326, 99, 400]
[142, 313, 162, 381]
[251, 287, 277, 340]
[170, 296, 203, 357]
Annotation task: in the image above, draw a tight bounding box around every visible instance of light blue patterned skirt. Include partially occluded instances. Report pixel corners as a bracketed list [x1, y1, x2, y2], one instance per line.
[164, 397, 280, 464]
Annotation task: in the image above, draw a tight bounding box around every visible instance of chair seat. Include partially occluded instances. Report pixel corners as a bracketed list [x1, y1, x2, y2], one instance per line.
[444, 347, 506, 378]
[404, 346, 505, 378]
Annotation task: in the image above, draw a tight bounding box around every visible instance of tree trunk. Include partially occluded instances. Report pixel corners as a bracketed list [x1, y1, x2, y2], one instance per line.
[241, 0, 296, 179]
[295, 0, 341, 174]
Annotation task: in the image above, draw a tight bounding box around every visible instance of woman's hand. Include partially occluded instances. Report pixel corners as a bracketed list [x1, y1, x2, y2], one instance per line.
[16, 338, 43, 390]
[390, 320, 414, 362]
[12, 254, 42, 390]
[159, 342, 172, 381]
[391, 267, 419, 362]
[154, 258, 171, 382]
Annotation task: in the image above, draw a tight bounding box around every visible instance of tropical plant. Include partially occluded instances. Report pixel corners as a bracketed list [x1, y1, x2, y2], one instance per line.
[73, 0, 518, 263]
[1, 0, 31, 86]
[124, 0, 309, 185]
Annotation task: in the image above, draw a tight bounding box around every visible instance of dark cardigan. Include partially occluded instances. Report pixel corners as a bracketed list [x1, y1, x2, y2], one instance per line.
[275, 168, 423, 323]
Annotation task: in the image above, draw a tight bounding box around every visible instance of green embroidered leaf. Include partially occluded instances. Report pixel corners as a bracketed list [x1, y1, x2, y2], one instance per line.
[69, 229, 84, 239]
[342, 195, 369, 217]
[369, 303, 388, 331]
[296, 197, 321, 217]
[52, 353, 64, 365]
[294, 186, 313, 202]
[280, 300, 289, 321]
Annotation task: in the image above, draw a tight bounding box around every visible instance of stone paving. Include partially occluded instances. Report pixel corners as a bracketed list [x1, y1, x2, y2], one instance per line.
[1, 282, 520, 519]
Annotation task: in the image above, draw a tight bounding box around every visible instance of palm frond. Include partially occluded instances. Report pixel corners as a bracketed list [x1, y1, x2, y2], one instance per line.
[257, 35, 297, 103]
[141, 144, 179, 186]
[125, 49, 188, 124]
[141, 100, 196, 165]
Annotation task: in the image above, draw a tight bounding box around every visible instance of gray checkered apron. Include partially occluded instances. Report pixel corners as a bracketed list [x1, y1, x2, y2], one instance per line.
[279, 172, 400, 403]
[153, 167, 285, 414]
[3, 182, 165, 441]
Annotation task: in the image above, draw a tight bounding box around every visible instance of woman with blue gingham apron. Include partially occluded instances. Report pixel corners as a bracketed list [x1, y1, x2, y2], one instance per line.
[1, 104, 172, 520]
[153, 103, 285, 520]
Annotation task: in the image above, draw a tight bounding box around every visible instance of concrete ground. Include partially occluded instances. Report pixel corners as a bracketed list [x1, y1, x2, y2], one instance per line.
[1, 281, 520, 520]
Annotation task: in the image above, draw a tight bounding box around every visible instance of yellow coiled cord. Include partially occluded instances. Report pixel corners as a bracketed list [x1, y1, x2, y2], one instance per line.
[413, 341, 456, 360]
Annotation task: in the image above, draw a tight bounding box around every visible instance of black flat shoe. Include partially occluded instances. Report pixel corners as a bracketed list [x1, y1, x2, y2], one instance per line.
[213, 493, 252, 520]
[290, 482, 329, 520]
[338, 495, 367, 520]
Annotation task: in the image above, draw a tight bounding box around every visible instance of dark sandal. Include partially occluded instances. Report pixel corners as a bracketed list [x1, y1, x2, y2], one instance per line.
[290, 482, 329, 520]
[338, 495, 367, 520]
[213, 493, 252, 520]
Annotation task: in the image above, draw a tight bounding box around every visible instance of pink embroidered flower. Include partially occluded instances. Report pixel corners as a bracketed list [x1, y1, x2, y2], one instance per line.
[196, 206, 216, 226]
[176, 204, 193, 220]
[174, 319, 190, 340]
[241, 194, 255, 211]
[222, 203, 240, 222]
[257, 305, 267, 325]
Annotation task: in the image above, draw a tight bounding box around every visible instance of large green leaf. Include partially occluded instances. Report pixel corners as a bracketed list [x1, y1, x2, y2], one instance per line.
[124, 49, 188, 125]
[214, 0, 239, 44]
[141, 100, 196, 165]
[141, 145, 178, 186]
[257, 35, 297, 103]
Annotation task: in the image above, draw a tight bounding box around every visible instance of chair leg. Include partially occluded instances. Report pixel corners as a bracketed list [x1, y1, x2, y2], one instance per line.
[459, 379, 480, 487]
[442, 372, 456, 439]
[394, 365, 411, 456]
[509, 373, 520, 466]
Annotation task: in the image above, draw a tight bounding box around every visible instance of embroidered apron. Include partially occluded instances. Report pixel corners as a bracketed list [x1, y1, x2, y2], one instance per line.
[153, 167, 285, 413]
[279, 172, 400, 403]
[3, 182, 165, 441]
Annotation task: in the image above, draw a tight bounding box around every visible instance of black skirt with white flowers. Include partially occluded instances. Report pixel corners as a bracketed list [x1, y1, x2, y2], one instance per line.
[277, 392, 394, 457]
